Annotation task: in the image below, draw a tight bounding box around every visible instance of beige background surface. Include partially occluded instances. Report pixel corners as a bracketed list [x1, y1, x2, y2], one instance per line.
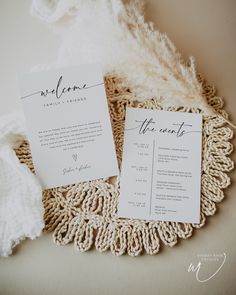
[0, 0, 236, 294]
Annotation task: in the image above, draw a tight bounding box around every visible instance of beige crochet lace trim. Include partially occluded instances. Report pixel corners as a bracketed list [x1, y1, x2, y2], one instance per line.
[15, 74, 234, 256]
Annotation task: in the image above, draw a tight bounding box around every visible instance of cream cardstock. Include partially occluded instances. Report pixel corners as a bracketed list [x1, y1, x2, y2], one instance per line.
[19, 64, 118, 189]
[118, 107, 202, 223]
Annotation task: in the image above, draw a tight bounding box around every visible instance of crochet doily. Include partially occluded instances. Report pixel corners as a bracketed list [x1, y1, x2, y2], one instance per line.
[14, 74, 234, 256]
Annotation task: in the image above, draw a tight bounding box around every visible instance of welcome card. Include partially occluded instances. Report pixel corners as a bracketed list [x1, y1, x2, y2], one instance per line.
[19, 64, 118, 189]
[118, 107, 202, 223]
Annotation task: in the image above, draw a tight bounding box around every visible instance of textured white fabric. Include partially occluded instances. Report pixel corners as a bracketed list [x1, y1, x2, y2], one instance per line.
[31, 0, 78, 23]
[0, 111, 44, 257]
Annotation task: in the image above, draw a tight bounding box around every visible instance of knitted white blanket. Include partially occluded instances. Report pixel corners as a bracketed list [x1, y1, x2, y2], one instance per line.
[0, 111, 44, 257]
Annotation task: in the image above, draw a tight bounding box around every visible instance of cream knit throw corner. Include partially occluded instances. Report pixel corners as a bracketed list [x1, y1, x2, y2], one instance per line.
[0, 111, 44, 257]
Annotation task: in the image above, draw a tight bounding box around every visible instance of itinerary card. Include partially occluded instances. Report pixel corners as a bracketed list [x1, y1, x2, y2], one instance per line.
[118, 107, 202, 223]
[19, 64, 118, 189]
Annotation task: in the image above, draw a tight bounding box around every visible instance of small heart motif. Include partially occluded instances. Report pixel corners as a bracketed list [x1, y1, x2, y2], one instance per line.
[72, 154, 78, 161]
